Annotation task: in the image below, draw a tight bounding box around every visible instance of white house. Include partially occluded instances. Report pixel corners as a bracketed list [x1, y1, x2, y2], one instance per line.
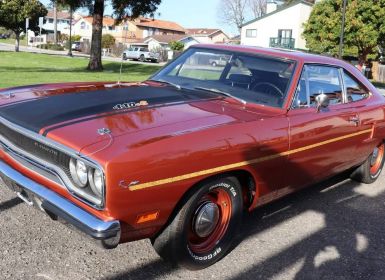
[241, 0, 314, 50]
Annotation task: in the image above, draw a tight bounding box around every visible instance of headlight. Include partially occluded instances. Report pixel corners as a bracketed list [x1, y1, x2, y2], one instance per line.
[69, 158, 105, 205]
[89, 168, 104, 197]
[70, 158, 88, 187]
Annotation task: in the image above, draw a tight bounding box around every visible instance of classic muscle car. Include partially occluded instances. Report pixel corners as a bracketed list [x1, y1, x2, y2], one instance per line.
[1, 45, 385, 270]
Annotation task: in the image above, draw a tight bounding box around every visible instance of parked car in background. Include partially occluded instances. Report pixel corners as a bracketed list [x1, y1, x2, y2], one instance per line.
[71, 41, 81, 52]
[1, 45, 385, 270]
[0, 33, 10, 39]
[122, 47, 159, 63]
[209, 55, 228, 67]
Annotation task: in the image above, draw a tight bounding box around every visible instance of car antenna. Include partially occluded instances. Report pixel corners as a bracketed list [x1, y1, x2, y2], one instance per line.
[117, 21, 129, 86]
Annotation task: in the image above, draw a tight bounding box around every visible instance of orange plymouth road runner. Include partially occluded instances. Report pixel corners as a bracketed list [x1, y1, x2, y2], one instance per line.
[1, 45, 385, 270]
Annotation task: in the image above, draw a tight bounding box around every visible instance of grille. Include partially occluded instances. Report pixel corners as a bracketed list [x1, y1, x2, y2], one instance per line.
[0, 122, 71, 173]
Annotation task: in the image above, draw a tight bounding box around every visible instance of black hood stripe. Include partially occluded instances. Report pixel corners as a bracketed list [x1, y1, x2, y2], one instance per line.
[0, 85, 215, 134]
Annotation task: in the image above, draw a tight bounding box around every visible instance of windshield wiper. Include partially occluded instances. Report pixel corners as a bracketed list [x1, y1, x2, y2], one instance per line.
[148, 79, 182, 90]
[194, 87, 247, 105]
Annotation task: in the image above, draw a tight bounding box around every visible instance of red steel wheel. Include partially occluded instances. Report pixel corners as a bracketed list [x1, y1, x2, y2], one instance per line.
[370, 143, 385, 176]
[188, 188, 232, 254]
[351, 142, 385, 184]
[151, 176, 243, 270]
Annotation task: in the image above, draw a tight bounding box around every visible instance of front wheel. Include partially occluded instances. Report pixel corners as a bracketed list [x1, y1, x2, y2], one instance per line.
[139, 54, 145, 62]
[151, 176, 243, 270]
[351, 142, 385, 184]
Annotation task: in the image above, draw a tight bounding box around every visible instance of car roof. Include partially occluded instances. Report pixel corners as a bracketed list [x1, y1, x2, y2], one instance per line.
[193, 44, 350, 67]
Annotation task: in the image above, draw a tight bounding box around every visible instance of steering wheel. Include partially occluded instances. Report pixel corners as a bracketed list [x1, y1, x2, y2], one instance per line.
[252, 82, 284, 98]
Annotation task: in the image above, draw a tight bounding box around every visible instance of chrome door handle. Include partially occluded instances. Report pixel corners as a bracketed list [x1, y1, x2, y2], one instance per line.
[349, 116, 360, 125]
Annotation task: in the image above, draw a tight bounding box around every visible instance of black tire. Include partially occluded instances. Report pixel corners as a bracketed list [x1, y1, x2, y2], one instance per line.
[122, 53, 127, 60]
[351, 142, 385, 184]
[151, 176, 243, 270]
[139, 54, 145, 62]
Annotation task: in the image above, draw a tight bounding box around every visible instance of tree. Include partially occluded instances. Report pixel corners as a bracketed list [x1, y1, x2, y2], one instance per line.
[303, 0, 385, 65]
[102, 34, 115, 49]
[87, 0, 161, 71]
[249, 0, 266, 18]
[0, 0, 47, 51]
[56, 0, 88, 56]
[218, 0, 248, 33]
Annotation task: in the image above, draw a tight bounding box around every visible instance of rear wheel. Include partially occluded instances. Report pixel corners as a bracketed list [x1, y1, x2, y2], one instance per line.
[122, 53, 127, 60]
[351, 142, 385, 184]
[151, 176, 243, 270]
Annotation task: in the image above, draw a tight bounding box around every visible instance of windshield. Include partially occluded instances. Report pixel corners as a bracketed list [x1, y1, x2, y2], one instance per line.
[151, 48, 296, 108]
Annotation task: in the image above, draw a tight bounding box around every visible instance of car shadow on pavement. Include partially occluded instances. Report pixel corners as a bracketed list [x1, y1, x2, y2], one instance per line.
[0, 196, 22, 212]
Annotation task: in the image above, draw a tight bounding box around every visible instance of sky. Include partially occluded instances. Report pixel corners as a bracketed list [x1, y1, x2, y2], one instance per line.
[39, 0, 237, 36]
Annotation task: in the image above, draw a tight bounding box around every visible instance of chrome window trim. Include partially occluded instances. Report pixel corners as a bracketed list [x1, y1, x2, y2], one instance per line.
[0, 116, 105, 209]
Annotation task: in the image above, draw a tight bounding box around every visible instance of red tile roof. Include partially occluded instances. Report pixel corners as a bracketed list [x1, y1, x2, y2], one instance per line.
[135, 18, 185, 33]
[46, 10, 71, 20]
[186, 28, 221, 36]
[144, 34, 187, 43]
[83, 16, 115, 26]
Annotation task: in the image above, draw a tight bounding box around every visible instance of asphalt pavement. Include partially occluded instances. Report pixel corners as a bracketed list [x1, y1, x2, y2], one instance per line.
[2, 170, 385, 280]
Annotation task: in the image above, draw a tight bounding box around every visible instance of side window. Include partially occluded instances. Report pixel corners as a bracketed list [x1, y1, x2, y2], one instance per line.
[294, 74, 308, 108]
[307, 66, 343, 106]
[293, 65, 343, 108]
[343, 71, 370, 102]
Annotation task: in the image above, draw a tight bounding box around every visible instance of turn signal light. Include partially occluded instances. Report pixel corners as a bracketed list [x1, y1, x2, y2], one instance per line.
[136, 211, 159, 224]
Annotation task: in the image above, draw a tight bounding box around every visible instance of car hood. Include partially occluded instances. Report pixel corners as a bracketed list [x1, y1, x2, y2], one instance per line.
[0, 82, 278, 154]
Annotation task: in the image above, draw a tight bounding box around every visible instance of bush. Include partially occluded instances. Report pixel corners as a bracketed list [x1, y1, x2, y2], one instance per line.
[36, 43, 64, 51]
[169, 41, 184, 51]
[72, 35, 81, 42]
[81, 40, 91, 54]
[111, 43, 126, 57]
[152, 46, 168, 62]
[102, 34, 115, 49]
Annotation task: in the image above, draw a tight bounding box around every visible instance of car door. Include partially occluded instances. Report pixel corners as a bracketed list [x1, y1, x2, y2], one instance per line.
[341, 68, 384, 161]
[286, 64, 365, 188]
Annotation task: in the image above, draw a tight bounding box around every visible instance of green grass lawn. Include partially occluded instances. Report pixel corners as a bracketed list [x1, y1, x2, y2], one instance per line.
[0, 38, 27, 47]
[0, 51, 162, 88]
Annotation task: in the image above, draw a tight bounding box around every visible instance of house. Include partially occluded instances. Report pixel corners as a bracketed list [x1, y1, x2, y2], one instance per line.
[240, 0, 314, 50]
[42, 10, 72, 35]
[72, 16, 116, 42]
[129, 34, 187, 50]
[186, 28, 230, 44]
[114, 18, 186, 44]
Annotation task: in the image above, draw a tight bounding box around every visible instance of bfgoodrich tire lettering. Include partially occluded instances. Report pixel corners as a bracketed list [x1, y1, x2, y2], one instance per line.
[151, 176, 243, 270]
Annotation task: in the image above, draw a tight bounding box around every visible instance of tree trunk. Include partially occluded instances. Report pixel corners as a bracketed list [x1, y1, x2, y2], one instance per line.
[54, 2, 58, 44]
[15, 32, 20, 52]
[87, 0, 104, 71]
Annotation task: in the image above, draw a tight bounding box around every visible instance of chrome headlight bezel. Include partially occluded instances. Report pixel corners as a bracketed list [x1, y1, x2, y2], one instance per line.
[68, 157, 105, 208]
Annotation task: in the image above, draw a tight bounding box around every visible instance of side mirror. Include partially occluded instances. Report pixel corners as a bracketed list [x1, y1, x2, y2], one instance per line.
[315, 93, 329, 112]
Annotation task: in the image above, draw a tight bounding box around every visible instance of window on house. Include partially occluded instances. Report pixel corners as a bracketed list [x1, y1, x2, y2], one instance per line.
[246, 29, 257, 38]
[343, 71, 370, 102]
[278, 29, 292, 39]
[80, 22, 86, 30]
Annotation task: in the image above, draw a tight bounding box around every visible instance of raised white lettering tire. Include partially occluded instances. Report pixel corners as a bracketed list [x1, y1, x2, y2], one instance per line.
[351, 142, 385, 184]
[151, 176, 243, 270]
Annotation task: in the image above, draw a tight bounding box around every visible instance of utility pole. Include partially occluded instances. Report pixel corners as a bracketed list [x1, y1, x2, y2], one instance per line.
[338, 0, 347, 59]
[68, 7, 73, 57]
[53, 1, 58, 43]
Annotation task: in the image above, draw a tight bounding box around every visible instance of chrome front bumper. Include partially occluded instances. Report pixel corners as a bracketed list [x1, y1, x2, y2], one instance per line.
[0, 160, 121, 247]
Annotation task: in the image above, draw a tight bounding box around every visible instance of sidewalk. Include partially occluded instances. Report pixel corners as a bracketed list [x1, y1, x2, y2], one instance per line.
[0, 43, 166, 65]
